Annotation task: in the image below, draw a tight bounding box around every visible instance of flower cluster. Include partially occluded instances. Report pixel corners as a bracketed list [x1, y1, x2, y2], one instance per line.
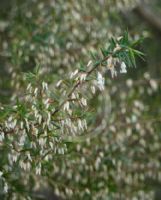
[1, 1, 159, 200]
[0, 31, 141, 198]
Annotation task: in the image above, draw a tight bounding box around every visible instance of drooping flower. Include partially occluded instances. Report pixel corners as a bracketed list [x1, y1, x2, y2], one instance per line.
[0, 132, 4, 142]
[0, 171, 3, 177]
[63, 101, 70, 111]
[120, 62, 127, 73]
[91, 86, 96, 94]
[80, 73, 87, 82]
[56, 80, 63, 87]
[80, 97, 87, 106]
[42, 81, 48, 91]
[70, 69, 79, 79]
[87, 60, 92, 67]
[97, 72, 105, 91]
[4, 183, 8, 193]
[107, 56, 117, 78]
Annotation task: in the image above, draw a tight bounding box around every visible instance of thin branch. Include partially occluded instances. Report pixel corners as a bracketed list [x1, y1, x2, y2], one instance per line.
[52, 54, 110, 116]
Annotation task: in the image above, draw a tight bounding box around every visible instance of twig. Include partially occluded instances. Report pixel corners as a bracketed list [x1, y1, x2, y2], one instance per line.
[52, 55, 110, 116]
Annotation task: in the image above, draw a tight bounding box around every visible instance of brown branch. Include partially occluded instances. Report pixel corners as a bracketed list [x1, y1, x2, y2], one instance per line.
[52, 54, 111, 116]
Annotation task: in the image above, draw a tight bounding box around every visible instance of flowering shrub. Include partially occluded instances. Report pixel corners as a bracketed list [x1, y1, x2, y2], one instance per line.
[0, 1, 161, 200]
[0, 29, 142, 198]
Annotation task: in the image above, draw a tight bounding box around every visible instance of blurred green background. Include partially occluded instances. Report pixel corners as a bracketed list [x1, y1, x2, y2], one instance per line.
[0, 0, 161, 199]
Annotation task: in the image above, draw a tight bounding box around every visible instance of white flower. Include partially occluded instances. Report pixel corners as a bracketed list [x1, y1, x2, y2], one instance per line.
[126, 79, 133, 87]
[27, 153, 32, 161]
[107, 56, 113, 69]
[83, 119, 87, 130]
[150, 79, 158, 91]
[42, 81, 48, 91]
[19, 135, 26, 146]
[44, 98, 50, 109]
[97, 72, 105, 91]
[113, 44, 121, 53]
[38, 138, 46, 147]
[56, 80, 62, 87]
[20, 160, 27, 170]
[120, 62, 127, 73]
[0, 132, 4, 142]
[46, 112, 51, 126]
[81, 157, 85, 164]
[80, 98, 87, 106]
[42, 122, 46, 130]
[78, 119, 83, 130]
[36, 164, 41, 175]
[63, 101, 70, 111]
[107, 56, 117, 78]
[27, 83, 32, 91]
[91, 86, 96, 94]
[71, 93, 76, 100]
[8, 116, 13, 122]
[0, 171, 3, 177]
[87, 60, 92, 67]
[110, 68, 117, 78]
[58, 148, 65, 154]
[20, 121, 24, 129]
[95, 157, 101, 170]
[117, 36, 123, 41]
[49, 141, 54, 149]
[80, 73, 87, 82]
[34, 87, 38, 96]
[4, 183, 8, 193]
[8, 119, 17, 129]
[70, 69, 78, 79]
[38, 114, 42, 124]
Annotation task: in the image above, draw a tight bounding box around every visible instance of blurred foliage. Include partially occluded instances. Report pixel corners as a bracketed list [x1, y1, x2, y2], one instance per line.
[0, 0, 161, 200]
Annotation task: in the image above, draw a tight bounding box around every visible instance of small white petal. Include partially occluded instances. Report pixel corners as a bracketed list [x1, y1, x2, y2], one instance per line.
[97, 72, 105, 91]
[91, 86, 96, 94]
[0, 171, 3, 177]
[56, 80, 62, 87]
[120, 62, 127, 73]
[87, 60, 92, 67]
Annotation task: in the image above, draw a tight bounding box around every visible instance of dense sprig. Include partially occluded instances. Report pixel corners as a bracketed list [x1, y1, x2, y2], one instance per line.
[0, 1, 161, 200]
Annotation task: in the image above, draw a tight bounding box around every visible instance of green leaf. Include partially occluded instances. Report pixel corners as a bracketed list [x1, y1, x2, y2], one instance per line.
[129, 48, 136, 67]
[133, 49, 145, 56]
[79, 63, 86, 72]
[89, 51, 98, 60]
[100, 48, 109, 57]
[120, 31, 129, 46]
